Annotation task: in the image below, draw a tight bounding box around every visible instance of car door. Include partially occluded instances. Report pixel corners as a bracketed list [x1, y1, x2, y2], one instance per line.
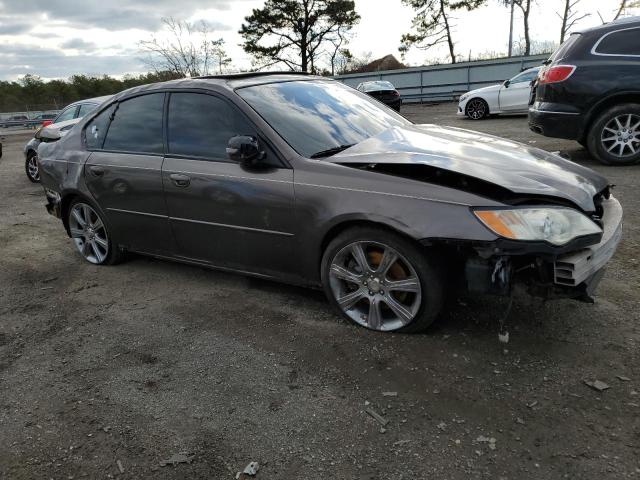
[84, 93, 174, 254]
[162, 91, 296, 277]
[498, 70, 538, 112]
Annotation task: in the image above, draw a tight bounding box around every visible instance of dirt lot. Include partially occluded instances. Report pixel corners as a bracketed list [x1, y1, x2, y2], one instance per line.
[1, 104, 639, 479]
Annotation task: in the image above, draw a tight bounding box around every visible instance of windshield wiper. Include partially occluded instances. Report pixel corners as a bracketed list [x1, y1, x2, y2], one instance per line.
[310, 143, 355, 159]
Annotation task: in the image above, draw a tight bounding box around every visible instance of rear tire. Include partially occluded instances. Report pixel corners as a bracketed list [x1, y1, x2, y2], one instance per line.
[587, 104, 640, 166]
[321, 227, 443, 333]
[67, 198, 123, 265]
[465, 98, 489, 120]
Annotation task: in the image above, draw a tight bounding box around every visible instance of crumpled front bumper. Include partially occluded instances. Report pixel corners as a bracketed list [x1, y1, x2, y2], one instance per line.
[554, 195, 623, 289]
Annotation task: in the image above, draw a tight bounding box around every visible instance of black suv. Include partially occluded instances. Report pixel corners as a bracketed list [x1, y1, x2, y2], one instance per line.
[529, 17, 640, 165]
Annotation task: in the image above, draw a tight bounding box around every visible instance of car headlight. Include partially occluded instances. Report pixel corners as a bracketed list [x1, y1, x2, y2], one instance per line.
[474, 207, 602, 245]
[459, 94, 469, 102]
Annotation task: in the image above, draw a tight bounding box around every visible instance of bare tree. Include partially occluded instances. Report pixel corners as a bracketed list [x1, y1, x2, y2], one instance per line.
[613, 0, 640, 19]
[400, 0, 486, 64]
[558, 0, 589, 43]
[499, 0, 533, 56]
[328, 27, 353, 75]
[211, 38, 232, 74]
[139, 18, 229, 77]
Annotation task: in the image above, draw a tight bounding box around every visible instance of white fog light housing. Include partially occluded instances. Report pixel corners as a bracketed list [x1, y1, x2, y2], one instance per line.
[474, 207, 602, 246]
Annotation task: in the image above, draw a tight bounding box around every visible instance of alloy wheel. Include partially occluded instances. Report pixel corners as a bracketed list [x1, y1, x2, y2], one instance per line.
[328, 241, 422, 332]
[601, 113, 640, 158]
[68, 203, 109, 264]
[466, 99, 487, 120]
[27, 154, 40, 182]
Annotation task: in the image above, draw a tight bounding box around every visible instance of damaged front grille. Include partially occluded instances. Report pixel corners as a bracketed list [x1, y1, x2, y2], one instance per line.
[591, 186, 611, 227]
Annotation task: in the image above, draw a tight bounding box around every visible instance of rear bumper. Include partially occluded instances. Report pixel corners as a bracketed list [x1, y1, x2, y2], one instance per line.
[384, 98, 402, 111]
[528, 102, 584, 140]
[45, 188, 62, 218]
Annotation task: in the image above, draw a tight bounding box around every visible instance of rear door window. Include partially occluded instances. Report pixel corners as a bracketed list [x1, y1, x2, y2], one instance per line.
[510, 70, 538, 83]
[594, 27, 640, 56]
[102, 93, 165, 154]
[85, 105, 115, 150]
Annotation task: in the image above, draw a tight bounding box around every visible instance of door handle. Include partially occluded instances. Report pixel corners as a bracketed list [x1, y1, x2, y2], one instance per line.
[89, 165, 106, 177]
[169, 173, 191, 188]
[88, 165, 105, 177]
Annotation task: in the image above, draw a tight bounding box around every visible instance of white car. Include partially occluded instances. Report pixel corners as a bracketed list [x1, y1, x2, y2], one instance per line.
[457, 67, 540, 120]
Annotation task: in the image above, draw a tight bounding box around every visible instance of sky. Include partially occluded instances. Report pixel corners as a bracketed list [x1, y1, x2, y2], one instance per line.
[0, 0, 636, 81]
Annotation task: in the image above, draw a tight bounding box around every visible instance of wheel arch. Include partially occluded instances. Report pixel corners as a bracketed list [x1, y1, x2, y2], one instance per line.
[60, 190, 99, 237]
[584, 92, 640, 139]
[318, 218, 429, 275]
[465, 96, 491, 117]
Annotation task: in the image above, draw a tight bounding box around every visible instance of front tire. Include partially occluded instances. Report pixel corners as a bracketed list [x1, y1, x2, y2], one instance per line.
[465, 98, 489, 120]
[587, 104, 640, 165]
[67, 199, 122, 265]
[25, 151, 40, 183]
[321, 227, 443, 333]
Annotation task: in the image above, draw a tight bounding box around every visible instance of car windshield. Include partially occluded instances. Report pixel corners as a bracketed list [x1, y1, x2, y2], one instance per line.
[237, 80, 410, 158]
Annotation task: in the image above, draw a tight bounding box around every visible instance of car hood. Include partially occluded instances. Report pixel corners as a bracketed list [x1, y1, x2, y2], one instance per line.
[328, 124, 609, 212]
[463, 84, 501, 97]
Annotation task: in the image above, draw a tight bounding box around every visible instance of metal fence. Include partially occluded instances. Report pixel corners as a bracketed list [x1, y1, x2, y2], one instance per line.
[0, 109, 60, 120]
[335, 54, 549, 103]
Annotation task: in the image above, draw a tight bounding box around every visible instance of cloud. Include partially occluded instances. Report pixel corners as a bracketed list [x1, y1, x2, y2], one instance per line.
[60, 38, 98, 50]
[0, 44, 146, 78]
[0, 0, 248, 31]
[0, 17, 33, 35]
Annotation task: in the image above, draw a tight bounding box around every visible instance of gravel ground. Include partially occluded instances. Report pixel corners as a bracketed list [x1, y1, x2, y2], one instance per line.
[1, 103, 639, 479]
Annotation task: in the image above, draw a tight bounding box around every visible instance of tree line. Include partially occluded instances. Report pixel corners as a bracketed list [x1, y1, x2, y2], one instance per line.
[0, 72, 181, 113]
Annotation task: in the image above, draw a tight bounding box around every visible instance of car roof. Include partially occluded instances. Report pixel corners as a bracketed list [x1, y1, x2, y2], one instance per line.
[110, 72, 321, 102]
[67, 94, 113, 108]
[578, 16, 640, 35]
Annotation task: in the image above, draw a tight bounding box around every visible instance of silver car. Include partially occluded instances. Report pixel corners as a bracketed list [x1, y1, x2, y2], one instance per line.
[24, 95, 112, 182]
[458, 67, 540, 120]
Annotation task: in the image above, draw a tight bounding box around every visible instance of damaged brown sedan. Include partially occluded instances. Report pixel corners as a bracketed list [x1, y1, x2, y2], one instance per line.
[38, 73, 623, 333]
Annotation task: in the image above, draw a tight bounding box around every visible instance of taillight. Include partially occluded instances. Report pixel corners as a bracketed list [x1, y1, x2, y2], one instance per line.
[42, 120, 52, 127]
[393, 91, 400, 97]
[538, 65, 576, 85]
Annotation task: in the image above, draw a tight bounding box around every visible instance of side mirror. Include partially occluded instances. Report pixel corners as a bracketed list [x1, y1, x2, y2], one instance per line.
[38, 126, 61, 142]
[503, 80, 511, 88]
[226, 135, 265, 166]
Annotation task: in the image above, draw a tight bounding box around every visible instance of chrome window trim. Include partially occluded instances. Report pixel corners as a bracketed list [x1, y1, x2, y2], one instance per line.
[590, 26, 640, 58]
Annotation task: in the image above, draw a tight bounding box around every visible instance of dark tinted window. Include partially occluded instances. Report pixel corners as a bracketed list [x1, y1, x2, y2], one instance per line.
[55, 106, 77, 123]
[549, 34, 580, 62]
[85, 105, 115, 150]
[103, 93, 164, 154]
[168, 93, 254, 159]
[595, 28, 640, 56]
[77, 103, 97, 118]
